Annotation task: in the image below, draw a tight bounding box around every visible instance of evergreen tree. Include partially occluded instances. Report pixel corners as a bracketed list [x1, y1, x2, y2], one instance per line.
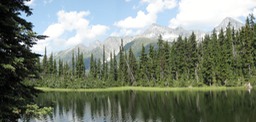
[90, 53, 95, 78]
[118, 39, 125, 82]
[72, 50, 75, 76]
[0, 0, 47, 120]
[128, 48, 137, 84]
[48, 53, 54, 74]
[97, 59, 102, 79]
[76, 48, 85, 78]
[163, 41, 171, 80]
[187, 32, 198, 81]
[232, 29, 243, 79]
[63, 62, 70, 76]
[94, 59, 98, 78]
[171, 36, 186, 80]
[113, 51, 118, 81]
[123, 51, 129, 83]
[58, 59, 63, 76]
[211, 29, 220, 84]
[248, 14, 256, 73]
[241, 18, 253, 81]
[201, 35, 215, 85]
[105, 60, 109, 80]
[217, 29, 228, 84]
[42, 47, 48, 74]
[53, 59, 57, 76]
[157, 35, 165, 80]
[224, 24, 234, 84]
[81, 53, 85, 77]
[170, 39, 178, 80]
[148, 44, 157, 82]
[109, 52, 114, 81]
[102, 45, 106, 80]
[139, 44, 149, 82]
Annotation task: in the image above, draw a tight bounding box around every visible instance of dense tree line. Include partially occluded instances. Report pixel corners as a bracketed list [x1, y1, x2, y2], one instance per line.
[88, 14, 256, 87]
[30, 14, 256, 88]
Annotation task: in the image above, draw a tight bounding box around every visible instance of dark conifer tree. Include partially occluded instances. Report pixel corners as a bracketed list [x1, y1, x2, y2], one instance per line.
[48, 53, 54, 74]
[113, 51, 118, 81]
[201, 35, 215, 85]
[148, 44, 157, 82]
[139, 44, 149, 82]
[102, 45, 106, 80]
[97, 59, 102, 79]
[42, 47, 48, 74]
[128, 48, 137, 84]
[157, 35, 165, 80]
[241, 17, 253, 81]
[58, 59, 63, 76]
[90, 53, 95, 78]
[0, 1, 47, 120]
[118, 39, 125, 82]
[72, 50, 75, 76]
[53, 59, 57, 76]
[109, 52, 114, 81]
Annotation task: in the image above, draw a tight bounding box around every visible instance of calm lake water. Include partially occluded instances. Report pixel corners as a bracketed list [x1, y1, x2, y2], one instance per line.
[24, 89, 256, 122]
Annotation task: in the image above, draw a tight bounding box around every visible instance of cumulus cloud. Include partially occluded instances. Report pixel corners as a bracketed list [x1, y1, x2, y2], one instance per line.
[114, 0, 176, 30]
[32, 10, 108, 54]
[115, 11, 156, 29]
[110, 29, 135, 37]
[169, 0, 256, 30]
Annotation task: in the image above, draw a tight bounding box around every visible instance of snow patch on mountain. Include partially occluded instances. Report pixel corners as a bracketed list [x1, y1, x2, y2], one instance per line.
[214, 17, 243, 31]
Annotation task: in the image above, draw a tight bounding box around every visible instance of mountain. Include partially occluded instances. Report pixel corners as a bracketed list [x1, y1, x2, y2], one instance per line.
[214, 17, 243, 31]
[138, 23, 205, 41]
[53, 17, 244, 69]
[101, 36, 135, 59]
[123, 37, 158, 58]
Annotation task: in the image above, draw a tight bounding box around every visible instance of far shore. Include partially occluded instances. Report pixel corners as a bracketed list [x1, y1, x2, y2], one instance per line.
[35, 86, 247, 92]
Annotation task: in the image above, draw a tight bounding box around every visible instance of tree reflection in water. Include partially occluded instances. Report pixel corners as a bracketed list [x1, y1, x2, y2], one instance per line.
[28, 90, 256, 122]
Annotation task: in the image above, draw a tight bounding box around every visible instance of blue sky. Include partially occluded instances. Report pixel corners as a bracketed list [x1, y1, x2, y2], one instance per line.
[24, 0, 256, 54]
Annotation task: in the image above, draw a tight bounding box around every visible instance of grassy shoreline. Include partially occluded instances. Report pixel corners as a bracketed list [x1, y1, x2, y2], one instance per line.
[35, 86, 246, 92]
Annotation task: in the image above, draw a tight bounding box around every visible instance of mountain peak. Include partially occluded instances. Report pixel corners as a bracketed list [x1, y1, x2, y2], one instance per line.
[141, 23, 172, 38]
[146, 23, 167, 30]
[223, 17, 235, 21]
[215, 17, 243, 31]
[175, 26, 185, 31]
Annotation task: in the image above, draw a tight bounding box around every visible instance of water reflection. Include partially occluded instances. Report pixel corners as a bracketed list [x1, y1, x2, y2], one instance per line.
[27, 90, 256, 122]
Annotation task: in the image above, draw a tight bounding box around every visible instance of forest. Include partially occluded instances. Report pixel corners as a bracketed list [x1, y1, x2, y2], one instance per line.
[26, 14, 256, 88]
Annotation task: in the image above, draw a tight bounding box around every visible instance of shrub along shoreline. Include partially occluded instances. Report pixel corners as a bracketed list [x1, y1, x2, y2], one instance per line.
[36, 86, 246, 92]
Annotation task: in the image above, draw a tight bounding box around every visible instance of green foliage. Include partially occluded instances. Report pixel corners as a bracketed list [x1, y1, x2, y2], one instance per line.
[23, 104, 52, 120]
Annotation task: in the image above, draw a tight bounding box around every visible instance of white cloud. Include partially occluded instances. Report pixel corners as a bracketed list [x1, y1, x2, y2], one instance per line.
[169, 0, 256, 30]
[115, 11, 156, 29]
[110, 29, 134, 37]
[125, 0, 131, 2]
[115, 0, 176, 30]
[33, 10, 108, 54]
[253, 8, 256, 15]
[25, 0, 35, 6]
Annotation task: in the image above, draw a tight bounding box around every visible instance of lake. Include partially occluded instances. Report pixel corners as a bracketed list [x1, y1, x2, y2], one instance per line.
[24, 89, 256, 122]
